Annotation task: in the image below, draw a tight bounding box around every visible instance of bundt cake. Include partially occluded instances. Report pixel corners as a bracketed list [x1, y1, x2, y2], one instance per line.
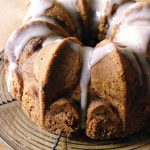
[4, 0, 150, 139]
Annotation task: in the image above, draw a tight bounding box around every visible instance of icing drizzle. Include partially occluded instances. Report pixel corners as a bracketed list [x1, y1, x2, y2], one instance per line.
[90, 42, 116, 67]
[113, 3, 150, 55]
[80, 47, 93, 128]
[42, 34, 63, 47]
[111, 2, 150, 90]
[87, 0, 129, 26]
[23, 0, 53, 24]
[5, 22, 54, 91]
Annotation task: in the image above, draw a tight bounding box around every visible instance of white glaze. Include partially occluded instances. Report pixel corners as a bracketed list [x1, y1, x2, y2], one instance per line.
[111, 2, 150, 89]
[26, 16, 56, 24]
[56, 0, 78, 15]
[125, 6, 150, 25]
[101, 0, 126, 16]
[5, 22, 54, 91]
[42, 34, 63, 47]
[88, 0, 104, 25]
[87, 0, 106, 27]
[69, 42, 82, 53]
[112, 2, 150, 54]
[87, 0, 127, 26]
[24, 0, 81, 35]
[23, 0, 53, 24]
[107, 2, 134, 37]
[90, 42, 116, 67]
[114, 25, 150, 54]
[7, 62, 17, 92]
[90, 41, 143, 86]
[80, 46, 93, 128]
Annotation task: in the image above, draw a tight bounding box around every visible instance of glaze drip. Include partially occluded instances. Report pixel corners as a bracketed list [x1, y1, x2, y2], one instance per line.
[5, 22, 54, 91]
[56, 0, 78, 17]
[42, 34, 63, 47]
[23, 0, 53, 24]
[107, 2, 134, 37]
[80, 46, 93, 128]
[87, 0, 104, 26]
[90, 42, 116, 67]
[87, 0, 130, 27]
[110, 2, 150, 90]
[26, 16, 56, 24]
[113, 2, 150, 54]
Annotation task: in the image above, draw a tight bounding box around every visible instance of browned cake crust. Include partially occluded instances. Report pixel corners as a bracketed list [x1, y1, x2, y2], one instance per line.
[45, 3, 77, 37]
[77, 0, 89, 27]
[4, 21, 69, 100]
[10, 37, 82, 133]
[86, 100, 121, 139]
[90, 47, 140, 126]
[44, 98, 80, 136]
[4, 1, 150, 139]
[5, 38, 150, 138]
[67, 39, 150, 139]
